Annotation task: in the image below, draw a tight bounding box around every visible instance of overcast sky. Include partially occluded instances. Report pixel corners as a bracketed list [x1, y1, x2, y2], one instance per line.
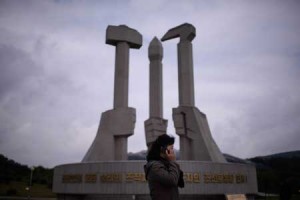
[0, 0, 299, 168]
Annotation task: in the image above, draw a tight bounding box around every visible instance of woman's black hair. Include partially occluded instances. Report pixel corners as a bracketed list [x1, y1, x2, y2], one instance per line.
[146, 134, 175, 161]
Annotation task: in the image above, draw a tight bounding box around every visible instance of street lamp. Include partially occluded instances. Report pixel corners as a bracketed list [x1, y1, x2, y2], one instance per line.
[27, 167, 34, 200]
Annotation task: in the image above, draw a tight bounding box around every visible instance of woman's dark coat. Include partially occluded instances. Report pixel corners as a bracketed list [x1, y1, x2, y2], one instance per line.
[144, 159, 182, 200]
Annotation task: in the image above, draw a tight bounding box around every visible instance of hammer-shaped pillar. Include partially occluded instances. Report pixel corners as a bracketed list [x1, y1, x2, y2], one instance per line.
[162, 23, 226, 162]
[106, 25, 143, 109]
[114, 42, 130, 108]
[82, 25, 142, 162]
[144, 37, 167, 148]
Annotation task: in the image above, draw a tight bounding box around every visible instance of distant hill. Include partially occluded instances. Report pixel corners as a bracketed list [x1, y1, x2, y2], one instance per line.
[128, 149, 181, 160]
[0, 154, 54, 197]
[128, 150, 147, 160]
[247, 151, 300, 194]
[251, 150, 300, 159]
[0, 154, 30, 184]
[128, 149, 300, 163]
[128, 149, 253, 164]
[0, 154, 53, 186]
[248, 150, 300, 171]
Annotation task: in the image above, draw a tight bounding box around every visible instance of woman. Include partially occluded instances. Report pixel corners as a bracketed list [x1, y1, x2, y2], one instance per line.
[144, 134, 184, 200]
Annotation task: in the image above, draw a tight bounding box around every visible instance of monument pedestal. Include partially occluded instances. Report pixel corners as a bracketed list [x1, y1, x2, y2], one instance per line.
[56, 194, 255, 200]
[53, 161, 258, 200]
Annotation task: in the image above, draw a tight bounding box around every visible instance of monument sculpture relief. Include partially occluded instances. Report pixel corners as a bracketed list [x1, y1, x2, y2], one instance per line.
[53, 23, 258, 200]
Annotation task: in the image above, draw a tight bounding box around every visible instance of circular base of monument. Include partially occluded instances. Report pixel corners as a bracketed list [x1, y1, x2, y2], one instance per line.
[53, 161, 258, 196]
[57, 194, 256, 200]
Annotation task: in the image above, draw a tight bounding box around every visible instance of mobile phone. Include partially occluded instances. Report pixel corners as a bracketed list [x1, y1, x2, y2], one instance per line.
[161, 146, 169, 154]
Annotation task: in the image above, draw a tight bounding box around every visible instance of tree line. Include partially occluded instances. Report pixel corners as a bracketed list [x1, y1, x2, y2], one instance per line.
[0, 154, 53, 188]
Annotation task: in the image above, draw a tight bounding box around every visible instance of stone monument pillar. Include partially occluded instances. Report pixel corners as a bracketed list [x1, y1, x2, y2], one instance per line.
[162, 23, 226, 162]
[144, 37, 168, 147]
[82, 25, 142, 161]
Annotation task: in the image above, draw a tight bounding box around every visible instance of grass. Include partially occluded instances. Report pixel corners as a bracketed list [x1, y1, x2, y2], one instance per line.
[0, 181, 56, 198]
[256, 194, 300, 200]
[1, 182, 299, 199]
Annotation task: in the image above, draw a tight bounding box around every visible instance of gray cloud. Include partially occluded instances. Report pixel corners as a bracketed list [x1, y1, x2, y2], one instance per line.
[0, 44, 41, 98]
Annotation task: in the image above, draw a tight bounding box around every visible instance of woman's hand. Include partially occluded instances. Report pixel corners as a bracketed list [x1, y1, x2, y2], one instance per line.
[165, 149, 176, 161]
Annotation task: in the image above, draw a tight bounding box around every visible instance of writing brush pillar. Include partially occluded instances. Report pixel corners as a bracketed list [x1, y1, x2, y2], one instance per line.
[144, 37, 168, 148]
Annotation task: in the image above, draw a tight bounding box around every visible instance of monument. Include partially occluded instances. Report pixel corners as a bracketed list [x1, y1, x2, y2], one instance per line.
[53, 23, 258, 200]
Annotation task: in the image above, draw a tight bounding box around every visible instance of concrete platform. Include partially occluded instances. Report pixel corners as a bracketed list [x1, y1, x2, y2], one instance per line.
[53, 161, 257, 199]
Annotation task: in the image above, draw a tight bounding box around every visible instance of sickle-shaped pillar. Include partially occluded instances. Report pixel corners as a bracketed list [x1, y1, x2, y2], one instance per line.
[162, 23, 226, 162]
[144, 37, 168, 148]
[162, 23, 195, 107]
[82, 25, 142, 161]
